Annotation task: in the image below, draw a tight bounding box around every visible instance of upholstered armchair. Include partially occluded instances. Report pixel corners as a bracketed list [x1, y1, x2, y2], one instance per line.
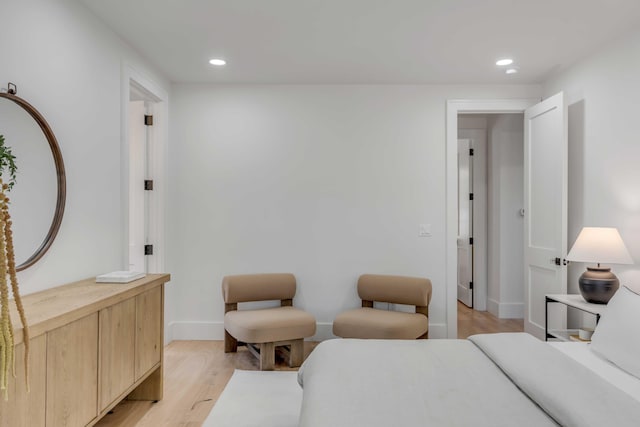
[222, 273, 316, 370]
[333, 274, 432, 339]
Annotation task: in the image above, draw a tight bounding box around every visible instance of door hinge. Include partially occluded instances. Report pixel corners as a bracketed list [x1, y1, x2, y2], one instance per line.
[469, 193, 474, 201]
[144, 179, 154, 191]
[469, 281, 474, 290]
[144, 244, 154, 255]
[469, 237, 474, 245]
[144, 115, 154, 126]
[469, 148, 474, 156]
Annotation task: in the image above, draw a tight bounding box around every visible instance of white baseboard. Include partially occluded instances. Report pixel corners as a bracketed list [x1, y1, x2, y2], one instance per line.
[487, 298, 500, 317]
[168, 321, 448, 341]
[498, 302, 523, 319]
[427, 323, 447, 339]
[309, 323, 335, 341]
[487, 299, 523, 319]
[169, 321, 224, 341]
[167, 321, 337, 342]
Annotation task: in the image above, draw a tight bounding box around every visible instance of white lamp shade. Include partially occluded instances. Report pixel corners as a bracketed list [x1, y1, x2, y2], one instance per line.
[566, 227, 633, 265]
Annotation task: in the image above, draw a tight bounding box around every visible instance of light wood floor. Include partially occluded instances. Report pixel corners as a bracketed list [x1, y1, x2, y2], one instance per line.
[97, 306, 522, 426]
[457, 301, 524, 338]
[95, 342, 318, 427]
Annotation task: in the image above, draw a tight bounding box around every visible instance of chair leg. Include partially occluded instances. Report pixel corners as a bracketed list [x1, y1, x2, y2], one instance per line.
[224, 330, 238, 353]
[289, 339, 303, 367]
[260, 342, 275, 370]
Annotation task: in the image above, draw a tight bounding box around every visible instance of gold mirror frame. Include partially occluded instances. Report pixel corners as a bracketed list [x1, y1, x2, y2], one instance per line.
[0, 91, 66, 271]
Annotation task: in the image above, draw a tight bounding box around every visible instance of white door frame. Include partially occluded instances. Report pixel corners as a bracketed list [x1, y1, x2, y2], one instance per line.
[446, 99, 538, 338]
[121, 63, 168, 274]
[128, 99, 147, 273]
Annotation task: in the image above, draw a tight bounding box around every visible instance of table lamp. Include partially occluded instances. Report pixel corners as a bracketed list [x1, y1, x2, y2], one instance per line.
[566, 227, 633, 304]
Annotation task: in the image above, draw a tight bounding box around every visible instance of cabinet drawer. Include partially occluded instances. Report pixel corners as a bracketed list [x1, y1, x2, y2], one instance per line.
[135, 286, 162, 380]
[0, 335, 46, 427]
[99, 298, 136, 410]
[46, 313, 99, 427]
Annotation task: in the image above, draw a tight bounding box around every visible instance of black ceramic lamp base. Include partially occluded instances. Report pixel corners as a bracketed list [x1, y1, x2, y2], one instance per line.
[578, 266, 619, 304]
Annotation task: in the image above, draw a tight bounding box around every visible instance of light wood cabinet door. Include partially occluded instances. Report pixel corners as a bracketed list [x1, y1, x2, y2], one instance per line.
[99, 298, 136, 410]
[0, 335, 46, 427]
[135, 286, 162, 380]
[46, 313, 98, 427]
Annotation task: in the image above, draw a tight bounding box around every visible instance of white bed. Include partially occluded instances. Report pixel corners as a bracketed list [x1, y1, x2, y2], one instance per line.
[297, 287, 640, 426]
[550, 342, 640, 403]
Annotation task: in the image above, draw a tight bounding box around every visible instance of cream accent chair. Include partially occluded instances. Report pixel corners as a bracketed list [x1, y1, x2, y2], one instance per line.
[333, 274, 432, 339]
[222, 273, 316, 370]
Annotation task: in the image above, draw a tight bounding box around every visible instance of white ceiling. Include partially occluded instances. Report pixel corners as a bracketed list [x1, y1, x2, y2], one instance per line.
[81, 0, 640, 84]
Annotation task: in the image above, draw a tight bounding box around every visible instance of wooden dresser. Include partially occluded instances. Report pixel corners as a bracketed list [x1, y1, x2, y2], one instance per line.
[0, 273, 170, 427]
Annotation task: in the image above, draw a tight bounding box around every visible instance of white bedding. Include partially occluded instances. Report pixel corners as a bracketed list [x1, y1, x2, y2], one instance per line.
[298, 337, 556, 427]
[550, 341, 640, 403]
[297, 333, 640, 426]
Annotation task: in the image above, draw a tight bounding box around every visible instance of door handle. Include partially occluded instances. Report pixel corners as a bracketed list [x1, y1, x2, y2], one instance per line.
[552, 257, 568, 266]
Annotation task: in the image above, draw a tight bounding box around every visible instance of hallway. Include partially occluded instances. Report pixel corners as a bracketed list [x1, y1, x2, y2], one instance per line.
[457, 301, 524, 338]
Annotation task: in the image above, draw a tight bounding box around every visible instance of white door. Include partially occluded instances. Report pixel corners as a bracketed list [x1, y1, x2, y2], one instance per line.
[128, 100, 147, 273]
[457, 139, 473, 307]
[523, 92, 568, 338]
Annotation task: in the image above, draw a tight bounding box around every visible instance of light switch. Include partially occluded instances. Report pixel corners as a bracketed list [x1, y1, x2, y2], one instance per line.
[419, 224, 432, 237]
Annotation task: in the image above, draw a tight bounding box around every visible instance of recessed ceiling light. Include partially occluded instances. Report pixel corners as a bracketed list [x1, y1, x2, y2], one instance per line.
[209, 58, 226, 66]
[496, 58, 513, 66]
[505, 68, 519, 74]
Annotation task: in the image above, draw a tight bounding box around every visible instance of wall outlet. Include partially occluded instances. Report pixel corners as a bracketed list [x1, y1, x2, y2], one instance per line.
[419, 224, 432, 237]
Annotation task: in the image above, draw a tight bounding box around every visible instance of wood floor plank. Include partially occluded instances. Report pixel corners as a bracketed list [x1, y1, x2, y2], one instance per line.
[457, 301, 524, 338]
[95, 341, 317, 427]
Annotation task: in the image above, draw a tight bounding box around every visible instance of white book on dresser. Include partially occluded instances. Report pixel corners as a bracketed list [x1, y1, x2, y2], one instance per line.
[96, 271, 146, 283]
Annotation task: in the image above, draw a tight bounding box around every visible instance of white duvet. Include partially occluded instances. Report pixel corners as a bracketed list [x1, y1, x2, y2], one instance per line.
[551, 342, 640, 402]
[297, 333, 640, 427]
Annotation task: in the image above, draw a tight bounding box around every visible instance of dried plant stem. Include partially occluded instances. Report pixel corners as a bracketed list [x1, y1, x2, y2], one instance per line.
[3, 194, 28, 391]
[0, 182, 28, 400]
[0, 197, 13, 400]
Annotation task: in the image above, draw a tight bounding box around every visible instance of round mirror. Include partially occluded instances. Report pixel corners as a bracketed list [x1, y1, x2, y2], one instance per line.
[0, 91, 66, 271]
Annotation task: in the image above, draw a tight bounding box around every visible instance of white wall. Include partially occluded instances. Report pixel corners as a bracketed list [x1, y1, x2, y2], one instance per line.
[168, 84, 540, 340]
[8, 0, 638, 344]
[0, 0, 169, 294]
[486, 114, 524, 318]
[543, 26, 640, 294]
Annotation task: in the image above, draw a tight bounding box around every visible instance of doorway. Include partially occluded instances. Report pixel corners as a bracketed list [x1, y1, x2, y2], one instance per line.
[121, 65, 168, 275]
[446, 99, 537, 338]
[457, 138, 474, 308]
[128, 95, 154, 273]
[456, 113, 526, 336]
[447, 96, 569, 339]
[456, 119, 488, 311]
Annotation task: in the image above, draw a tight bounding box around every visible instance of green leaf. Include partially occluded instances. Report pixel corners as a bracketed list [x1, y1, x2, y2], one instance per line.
[0, 134, 18, 191]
